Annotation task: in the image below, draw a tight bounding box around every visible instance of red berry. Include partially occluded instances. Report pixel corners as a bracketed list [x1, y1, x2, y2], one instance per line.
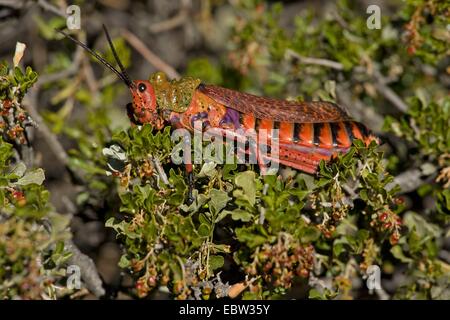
[12, 190, 24, 199]
[2, 99, 12, 110]
[390, 233, 400, 245]
[300, 268, 309, 278]
[17, 113, 27, 122]
[323, 230, 332, 238]
[379, 212, 388, 222]
[147, 276, 157, 287]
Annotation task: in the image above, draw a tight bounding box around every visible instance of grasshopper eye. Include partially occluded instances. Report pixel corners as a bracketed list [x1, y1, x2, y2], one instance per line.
[138, 83, 146, 92]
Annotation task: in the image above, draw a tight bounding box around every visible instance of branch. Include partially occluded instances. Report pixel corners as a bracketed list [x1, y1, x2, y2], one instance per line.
[38, 46, 83, 86]
[148, 0, 191, 34]
[285, 49, 409, 114]
[64, 239, 106, 298]
[373, 70, 409, 113]
[149, 11, 188, 34]
[286, 49, 344, 70]
[0, 0, 28, 9]
[150, 155, 172, 187]
[57, 201, 106, 298]
[24, 88, 70, 167]
[121, 29, 180, 79]
[37, 0, 66, 18]
[20, 91, 105, 298]
[375, 284, 391, 300]
[336, 84, 384, 132]
[385, 166, 435, 194]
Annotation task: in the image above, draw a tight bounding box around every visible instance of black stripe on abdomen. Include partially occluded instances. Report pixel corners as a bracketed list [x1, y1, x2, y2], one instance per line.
[293, 123, 301, 143]
[330, 122, 339, 147]
[355, 122, 369, 138]
[344, 121, 355, 142]
[273, 121, 280, 130]
[313, 123, 322, 146]
[255, 118, 261, 132]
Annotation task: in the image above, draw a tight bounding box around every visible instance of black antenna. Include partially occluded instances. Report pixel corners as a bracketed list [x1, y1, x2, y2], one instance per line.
[56, 28, 134, 88]
[101, 24, 133, 87]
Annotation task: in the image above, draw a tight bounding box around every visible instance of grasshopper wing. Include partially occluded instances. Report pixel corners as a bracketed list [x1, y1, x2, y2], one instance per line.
[198, 84, 351, 123]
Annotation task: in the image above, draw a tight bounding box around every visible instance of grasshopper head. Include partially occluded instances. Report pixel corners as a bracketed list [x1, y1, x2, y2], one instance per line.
[129, 80, 164, 129]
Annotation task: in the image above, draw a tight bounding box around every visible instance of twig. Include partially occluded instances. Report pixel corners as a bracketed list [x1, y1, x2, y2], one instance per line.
[386, 167, 428, 194]
[285, 49, 408, 114]
[83, 57, 100, 94]
[38, 65, 77, 86]
[149, 11, 188, 34]
[336, 84, 384, 132]
[37, 0, 66, 18]
[81, 55, 102, 107]
[43, 170, 104, 298]
[0, 0, 28, 9]
[38, 46, 83, 86]
[148, 0, 191, 34]
[18, 92, 105, 298]
[286, 49, 344, 70]
[438, 250, 450, 264]
[121, 29, 180, 79]
[373, 69, 409, 113]
[375, 284, 391, 300]
[150, 155, 172, 187]
[98, 73, 119, 89]
[64, 239, 106, 298]
[259, 183, 269, 224]
[333, 11, 350, 30]
[23, 88, 70, 167]
[342, 183, 358, 199]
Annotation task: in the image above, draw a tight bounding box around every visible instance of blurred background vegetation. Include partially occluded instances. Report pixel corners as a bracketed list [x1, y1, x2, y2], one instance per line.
[0, 0, 449, 299]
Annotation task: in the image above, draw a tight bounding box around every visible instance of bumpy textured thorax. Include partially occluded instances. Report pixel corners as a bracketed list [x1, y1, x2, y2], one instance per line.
[149, 72, 201, 113]
[177, 91, 229, 130]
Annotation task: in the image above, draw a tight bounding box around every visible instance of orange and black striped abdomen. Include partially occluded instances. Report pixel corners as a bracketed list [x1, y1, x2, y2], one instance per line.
[290, 121, 374, 149]
[239, 113, 375, 149]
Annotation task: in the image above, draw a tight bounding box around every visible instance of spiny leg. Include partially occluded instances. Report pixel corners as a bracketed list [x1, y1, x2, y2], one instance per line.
[185, 163, 195, 205]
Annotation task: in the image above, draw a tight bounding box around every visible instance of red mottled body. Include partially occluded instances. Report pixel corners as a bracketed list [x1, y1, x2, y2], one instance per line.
[162, 84, 377, 174]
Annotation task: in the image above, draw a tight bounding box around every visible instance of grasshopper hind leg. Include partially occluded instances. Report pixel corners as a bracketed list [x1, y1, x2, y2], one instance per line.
[185, 163, 195, 205]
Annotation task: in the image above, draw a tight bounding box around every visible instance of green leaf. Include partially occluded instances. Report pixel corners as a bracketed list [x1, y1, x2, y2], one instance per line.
[308, 288, 327, 300]
[209, 255, 224, 272]
[15, 168, 45, 186]
[118, 255, 130, 268]
[236, 227, 267, 248]
[105, 217, 116, 228]
[234, 171, 257, 206]
[198, 223, 211, 237]
[209, 189, 230, 214]
[216, 209, 253, 223]
[390, 245, 413, 263]
[230, 209, 253, 222]
[9, 162, 26, 178]
[403, 212, 441, 238]
[197, 162, 217, 178]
